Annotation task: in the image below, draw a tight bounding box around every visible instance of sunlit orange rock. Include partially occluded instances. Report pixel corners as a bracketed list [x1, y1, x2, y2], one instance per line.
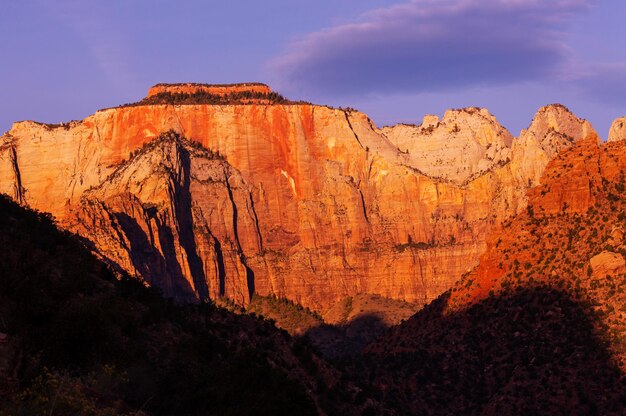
[442, 137, 626, 372]
[590, 251, 626, 277]
[450, 135, 626, 308]
[0, 87, 597, 312]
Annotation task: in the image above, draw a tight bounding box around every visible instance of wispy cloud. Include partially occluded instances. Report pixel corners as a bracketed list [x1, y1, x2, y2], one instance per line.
[268, 0, 591, 96]
[571, 62, 626, 106]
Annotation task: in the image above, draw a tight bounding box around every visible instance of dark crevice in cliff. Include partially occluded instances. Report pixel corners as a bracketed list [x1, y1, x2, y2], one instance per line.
[248, 191, 264, 251]
[9, 146, 25, 204]
[114, 212, 161, 277]
[173, 143, 209, 299]
[214, 238, 226, 297]
[106, 208, 133, 255]
[365, 115, 377, 132]
[415, 252, 428, 305]
[245, 265, 255, 301]
[358, 189, 369, 224]
[223, 169, 255, 300]
[367, 159, 374, 181]
[343, 111, 364, 149]
[192, 207, 226, 299]
[224, 171, 242, 252]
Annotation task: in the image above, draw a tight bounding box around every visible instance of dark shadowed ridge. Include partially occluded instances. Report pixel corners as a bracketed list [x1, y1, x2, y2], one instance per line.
[0, 194, 380, 416]
[356, 287, 626, 415]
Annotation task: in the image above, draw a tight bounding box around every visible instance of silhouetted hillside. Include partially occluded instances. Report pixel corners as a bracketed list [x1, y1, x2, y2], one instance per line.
[0, 195, 374, 415]
[360, 288, 626, 415]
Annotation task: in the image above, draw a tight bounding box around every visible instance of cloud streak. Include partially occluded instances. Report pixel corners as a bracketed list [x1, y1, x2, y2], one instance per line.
[572, 62, 626, 106]
[268, 0, 591, 96]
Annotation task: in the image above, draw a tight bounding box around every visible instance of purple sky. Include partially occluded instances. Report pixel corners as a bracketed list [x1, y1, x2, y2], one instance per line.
[1, 0, 625, 138]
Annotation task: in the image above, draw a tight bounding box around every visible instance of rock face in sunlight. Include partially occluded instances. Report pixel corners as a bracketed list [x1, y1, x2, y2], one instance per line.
[510, 104, 597, 188]
[444, 137, 626, 371]
[609, 116, 626, 142]
[590, 251, 626, 278]
[361, 137, 626, 415]
[69, 132, 259, 304]
[380, 107, 513, 183]
[0, 85, 597, 312]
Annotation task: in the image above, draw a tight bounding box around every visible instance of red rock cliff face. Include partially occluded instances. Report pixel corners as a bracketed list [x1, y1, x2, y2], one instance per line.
[0, 91, 596, 312]
[448, 135, 626, 308]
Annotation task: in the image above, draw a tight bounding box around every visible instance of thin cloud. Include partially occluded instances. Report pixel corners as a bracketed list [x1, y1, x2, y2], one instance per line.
[572, 63, 626, 107]
[268, 0, 591, 96]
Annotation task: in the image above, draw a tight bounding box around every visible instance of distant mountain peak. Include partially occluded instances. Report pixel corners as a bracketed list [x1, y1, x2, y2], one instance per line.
[609, 116, 626, 142]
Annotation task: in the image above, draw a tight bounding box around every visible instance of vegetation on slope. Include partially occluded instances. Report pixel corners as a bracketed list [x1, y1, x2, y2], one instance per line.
[139, 89, 290, 105]
[450, 139, 626, 365]
[246, 294, 324, 336]
[247, 294, 420, 359]
[109, 89, 295, 108]
[360, 288, 626, 415]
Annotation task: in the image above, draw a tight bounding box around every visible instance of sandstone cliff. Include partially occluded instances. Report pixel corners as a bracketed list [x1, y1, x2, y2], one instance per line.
[609, 116, 626, 142]
[380, 108, 513, 184]
[444, 136, 626, 370]
[510, 104, 597, 188]
[0, 85, 597, 312]
[69, 132, 259, 304]
[360, 137, 626, 415]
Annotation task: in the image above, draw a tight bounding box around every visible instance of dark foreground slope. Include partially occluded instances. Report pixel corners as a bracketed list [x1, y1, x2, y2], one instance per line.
[359, 288, 625, 415]
[357, 138, 626, 415]
[0, 195, 374, 416]
[3, 135, 626, 416]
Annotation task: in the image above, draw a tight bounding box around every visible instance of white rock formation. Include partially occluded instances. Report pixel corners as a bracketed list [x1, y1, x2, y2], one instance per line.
[608, 117, 626, 142]
[380, 108, 513, 184]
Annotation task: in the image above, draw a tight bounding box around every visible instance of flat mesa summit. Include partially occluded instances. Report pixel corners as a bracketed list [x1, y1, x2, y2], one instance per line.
[146, 82, 272, 98]
[0, 82, 617, 316]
